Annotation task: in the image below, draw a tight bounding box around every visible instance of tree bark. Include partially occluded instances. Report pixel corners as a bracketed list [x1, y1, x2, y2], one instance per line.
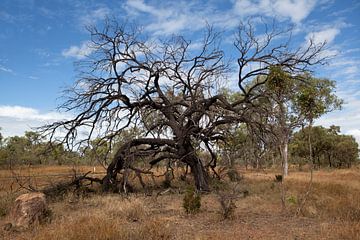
[187, 155, 210, 192]
[283, 141, 289, 177]
[102, 151, 125, 192]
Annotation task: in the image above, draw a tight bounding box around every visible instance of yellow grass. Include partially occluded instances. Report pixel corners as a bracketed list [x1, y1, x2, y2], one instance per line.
[0, 165, 359, 239]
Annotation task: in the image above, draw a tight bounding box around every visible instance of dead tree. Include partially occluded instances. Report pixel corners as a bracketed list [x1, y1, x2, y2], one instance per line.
[40, 19, 328, 192]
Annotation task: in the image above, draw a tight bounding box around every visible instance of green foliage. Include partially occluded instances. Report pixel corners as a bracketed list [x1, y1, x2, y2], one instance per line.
[0, 131, 81, 166]
[287, 195, 297, 205]
[245, 67, 342, 171]
[295, 75, 343, 122]
[218, 123, 260, 167]
[183, 186, 201, 214]
[0, 126, 144, 167]
[266, 65, 291, 93]
[81, 138, 111, 165]
[219, 88, 244, 103]
[263, 67, 342, 128]
[291, 125, 359, 168]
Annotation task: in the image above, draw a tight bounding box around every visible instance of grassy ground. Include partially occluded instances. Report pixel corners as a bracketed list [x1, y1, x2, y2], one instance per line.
[0, 165, 359, 239]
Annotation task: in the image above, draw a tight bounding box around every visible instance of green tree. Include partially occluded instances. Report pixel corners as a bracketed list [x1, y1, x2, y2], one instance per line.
[82, 138, 111, 166]
[219, 124, 247, 166]
[0, 127, 6, 167]
[253, 67, 342, 176]
[0, 130, 81, 166]
[333, 135, 359, 168]
[291, 126, 358, 168]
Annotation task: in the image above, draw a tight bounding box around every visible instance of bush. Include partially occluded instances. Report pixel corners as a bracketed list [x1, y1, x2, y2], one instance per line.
[183, 186, 201, 214]
[287, 195, 297, 205]
[227, 168, 243, 182]
[217, 193, 236, 220]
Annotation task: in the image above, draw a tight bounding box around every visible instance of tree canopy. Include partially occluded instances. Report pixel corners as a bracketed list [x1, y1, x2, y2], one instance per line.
[291, 125, 359, 168]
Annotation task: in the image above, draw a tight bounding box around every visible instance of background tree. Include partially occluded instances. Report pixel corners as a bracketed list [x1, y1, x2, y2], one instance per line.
[291, 125, 359, 168]
[81, 127, 140, 166]
[0, 130, 81, 167]
[0, 127, 3, 147]
[0, 127, 6, 167]
[251, 68, 342, 176]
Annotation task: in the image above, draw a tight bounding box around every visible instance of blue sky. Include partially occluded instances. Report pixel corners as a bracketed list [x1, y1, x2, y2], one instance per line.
[0, 0, 359, 142]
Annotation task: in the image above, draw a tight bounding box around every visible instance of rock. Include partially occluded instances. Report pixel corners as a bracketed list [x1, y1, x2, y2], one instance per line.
[10, 192, 48, 228]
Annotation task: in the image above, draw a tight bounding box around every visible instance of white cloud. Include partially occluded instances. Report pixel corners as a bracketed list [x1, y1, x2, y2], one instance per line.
[0, 64, 13, 73]
[126, 0, 153, 12]
[79, 7, 110, 26]
[234, 0, 317, 23]
[0, 106, 70, 121]
[123, 0, 319, 37]
[306, 27, 340, 45]
[126, 0, 170, 19]
[62, 41, 94, 59]
[343, 66, 358, 75]
[325, 55, 360, 81]
[0, 105, 72, 137]
[347, 129, 360, 143]
[316, 90, 360, 144]
[125, 1, 207, 35]
[146, 15, 191, 35]
[316, 113, 360, 144]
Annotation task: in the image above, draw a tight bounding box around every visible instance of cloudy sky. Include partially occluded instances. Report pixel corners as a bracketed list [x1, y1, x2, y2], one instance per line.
[0, 0, 359, 142]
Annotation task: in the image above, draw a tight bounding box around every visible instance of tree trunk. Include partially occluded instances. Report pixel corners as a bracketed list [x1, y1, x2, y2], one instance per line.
[102, 163, 118, 192]
[187, 155, 210, 192]
[102, 150, 125, 192]
[308, 121, 313, 168]
[283, 141, 289, 177]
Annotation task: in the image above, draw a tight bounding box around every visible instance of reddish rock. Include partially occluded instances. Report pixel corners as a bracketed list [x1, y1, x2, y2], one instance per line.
[10, 192, 48, 228]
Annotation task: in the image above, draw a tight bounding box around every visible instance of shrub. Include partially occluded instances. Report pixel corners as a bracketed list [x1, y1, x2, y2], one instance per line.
[217, 192, 236, 220]
[183, 186, 201, 214]
[275, 174, 283, 182]
[287, 195, 297, 205]
[227, 168, 243, 182]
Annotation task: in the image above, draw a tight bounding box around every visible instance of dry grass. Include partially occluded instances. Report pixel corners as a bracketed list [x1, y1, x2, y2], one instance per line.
[0, 165, 359, 239]
[2, 195, 171, 240]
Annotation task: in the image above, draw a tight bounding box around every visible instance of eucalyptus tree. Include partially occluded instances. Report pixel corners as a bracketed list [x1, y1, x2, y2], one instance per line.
[40, 19, 329, 191]
[257, 69, 342, 176]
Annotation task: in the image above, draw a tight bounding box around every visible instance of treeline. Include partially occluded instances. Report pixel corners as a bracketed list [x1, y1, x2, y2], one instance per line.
[0, 125, 358, 169]
[0, 131, 80, 167]
[292, 126, 358, 168]
[219, 125, 359, 169]
[0, 128, 138, 168]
